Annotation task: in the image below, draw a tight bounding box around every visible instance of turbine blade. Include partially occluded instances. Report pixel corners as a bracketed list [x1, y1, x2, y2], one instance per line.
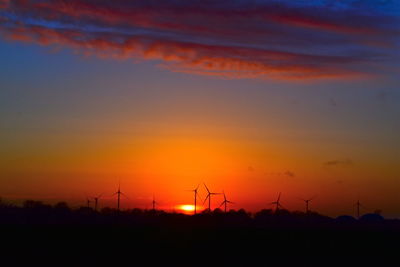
[196, 192, 203, 202]
[203, 194, 209, 205]
[204, 183, 210, 194]
[277, 192, 281, 202]
[121, 192, 129, 199]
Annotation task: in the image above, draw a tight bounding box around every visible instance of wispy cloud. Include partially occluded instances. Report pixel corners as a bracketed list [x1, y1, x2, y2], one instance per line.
[266, 170, 296, 178]
[323, 159, 353, 167]
[1, 0, 398, 80]
[284, 171, 295, 178]
[329, 98, 338, 107]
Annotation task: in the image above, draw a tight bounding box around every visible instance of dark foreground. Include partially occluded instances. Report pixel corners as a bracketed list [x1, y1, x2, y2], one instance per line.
[0, 203, 399, 266]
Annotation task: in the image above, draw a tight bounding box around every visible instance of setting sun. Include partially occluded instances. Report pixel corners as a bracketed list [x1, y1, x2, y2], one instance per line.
[177, 204, 196, 214]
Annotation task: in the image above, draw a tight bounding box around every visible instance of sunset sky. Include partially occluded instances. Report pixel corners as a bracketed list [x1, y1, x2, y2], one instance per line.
[0, 0, 399, 217]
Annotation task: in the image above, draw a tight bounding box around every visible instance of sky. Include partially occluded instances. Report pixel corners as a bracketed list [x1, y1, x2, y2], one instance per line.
[0, 0, 399, 217]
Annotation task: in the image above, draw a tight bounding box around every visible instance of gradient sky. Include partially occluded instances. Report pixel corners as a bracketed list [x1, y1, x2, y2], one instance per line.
[0, 0, 399, 217]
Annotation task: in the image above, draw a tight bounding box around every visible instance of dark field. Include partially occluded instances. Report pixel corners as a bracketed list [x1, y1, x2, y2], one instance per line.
[1, 203, 399, 266]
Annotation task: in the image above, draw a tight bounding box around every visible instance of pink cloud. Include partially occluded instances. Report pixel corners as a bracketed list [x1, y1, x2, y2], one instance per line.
[0, 0, 397, 80]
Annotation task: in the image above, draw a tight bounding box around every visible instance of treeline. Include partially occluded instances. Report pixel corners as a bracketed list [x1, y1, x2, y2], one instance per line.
[0, 199, 399, 266]
[0, 199, 396, 228]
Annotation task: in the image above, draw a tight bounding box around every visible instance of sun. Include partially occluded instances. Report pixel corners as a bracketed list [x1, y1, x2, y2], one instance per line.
[177, 204, 196, 214]
[180, 204, 195, 211]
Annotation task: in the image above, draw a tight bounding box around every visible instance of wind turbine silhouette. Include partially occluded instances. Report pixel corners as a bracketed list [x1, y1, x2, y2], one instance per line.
[270, 192, 283, 212]
[300, 195, 317, 214]
[112, 182, 127, 211]
[86, 197, 92, 209]
[91, 193, 103, 212]
[188, 184, 201, 214]
[220, 191, 234, 213]
[152, 195, 158, 211]
[203, 183, 221, 212]
[355, 199, 364, 219]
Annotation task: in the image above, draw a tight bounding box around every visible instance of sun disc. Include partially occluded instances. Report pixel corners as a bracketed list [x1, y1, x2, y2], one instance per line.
[179, 204, 195, 212]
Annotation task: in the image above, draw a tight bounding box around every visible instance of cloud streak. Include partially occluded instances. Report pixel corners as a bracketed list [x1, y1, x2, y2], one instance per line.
[284, 171, 295, 178]
[323, 159, 353, 167]
[1, 0, 399, 80]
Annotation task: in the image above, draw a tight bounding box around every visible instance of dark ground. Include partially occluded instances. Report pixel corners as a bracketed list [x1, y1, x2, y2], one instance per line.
[0, 202, 399, 266]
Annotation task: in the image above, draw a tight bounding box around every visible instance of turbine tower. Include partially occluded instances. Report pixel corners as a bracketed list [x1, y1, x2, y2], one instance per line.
[203, 183, 220, 212]
[300, 195, 316, 214]
[189, 184, 201, 214]
[270, 192, 283, 212]
[220, 191, 234, 213]
[112, 182, 127, 211]
[355, 199, 364, 219]
[92, 193, 103, 212]
[152, 195, 157, 211]
[86, 197, 92, 209]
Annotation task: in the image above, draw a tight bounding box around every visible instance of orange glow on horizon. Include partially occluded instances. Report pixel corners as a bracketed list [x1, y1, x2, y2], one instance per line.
[176, 204, 206, 214]
[136, 138, 246, 193]
[179, 204, 195, 212]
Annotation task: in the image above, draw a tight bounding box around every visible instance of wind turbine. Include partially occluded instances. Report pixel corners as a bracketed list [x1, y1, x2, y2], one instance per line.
[86, 197, 92, 209]
[203, 183, 221, 212]
[92, 193, 103, 212]
[152, 195, 158, 211]
[220, 191, 234, 213]
[355, 199, 364, 219]
[300, 195, 317, 214]
[188, 184, 201, 214]
[112, 182, 127, 211]
[270, 192, 283, 212]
